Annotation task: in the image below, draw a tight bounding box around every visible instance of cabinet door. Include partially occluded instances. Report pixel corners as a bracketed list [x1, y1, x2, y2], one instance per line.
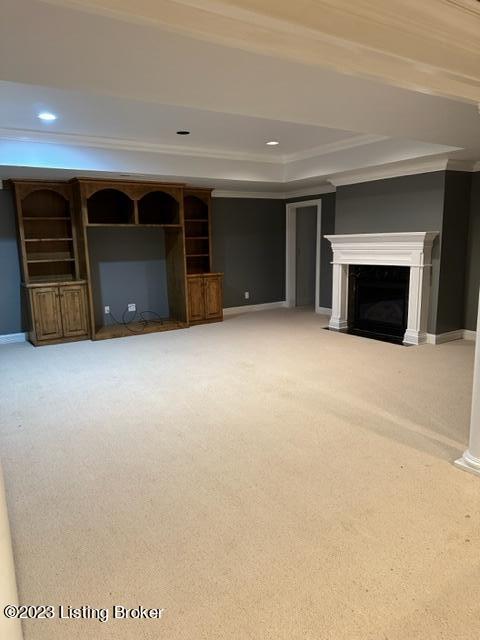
[188, 277, 205, 322]
[59, 285, 89, 337]
[204, 275, 223, 320]
[31, 287, 63, 341]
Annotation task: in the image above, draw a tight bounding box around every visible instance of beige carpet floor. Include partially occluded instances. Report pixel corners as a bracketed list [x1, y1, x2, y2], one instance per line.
[1, 308, 479, 640]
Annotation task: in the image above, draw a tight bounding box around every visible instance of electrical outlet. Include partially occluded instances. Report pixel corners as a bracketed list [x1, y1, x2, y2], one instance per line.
[244, 291, 250, 300]
[128, 303, 136, 312]
[104, 305, 110, 315]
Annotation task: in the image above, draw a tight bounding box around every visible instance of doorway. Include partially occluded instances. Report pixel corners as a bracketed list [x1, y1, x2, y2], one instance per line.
[285, 199, 322, 311]
[295, 206, 317, 307]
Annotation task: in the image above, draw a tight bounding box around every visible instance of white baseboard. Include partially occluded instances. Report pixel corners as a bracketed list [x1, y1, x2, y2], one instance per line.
[223, 301, 287, 315]
[316, 307, 332, 315]
[426, 329, 476, 344]
[0, 332, 26, 345]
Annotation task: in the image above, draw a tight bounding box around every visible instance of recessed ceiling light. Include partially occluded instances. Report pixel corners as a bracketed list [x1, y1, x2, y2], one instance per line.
[38, 112, 57, 122]
[266, 140, 279, 146]
[176, 130, 190, 135]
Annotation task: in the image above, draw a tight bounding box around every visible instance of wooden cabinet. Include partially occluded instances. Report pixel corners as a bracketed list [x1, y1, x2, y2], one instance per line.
[187, 274, 223, 325]
[59, 284, 89, 337]
[30, 287, 63, 341]
[188, 276, 206, 322]
[27, 282, 89, 344]
[204, 275, 223, 319]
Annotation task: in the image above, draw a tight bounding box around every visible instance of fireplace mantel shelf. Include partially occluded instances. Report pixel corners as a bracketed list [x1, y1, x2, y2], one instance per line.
[325, 231, 439, 345]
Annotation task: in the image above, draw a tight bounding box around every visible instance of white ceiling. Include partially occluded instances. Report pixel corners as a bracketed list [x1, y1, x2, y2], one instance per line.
[0, 0, 479, 192]
[0, 82, 362, 158]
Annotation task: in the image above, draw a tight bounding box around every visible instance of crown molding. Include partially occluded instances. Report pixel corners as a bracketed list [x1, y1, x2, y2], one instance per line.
[0, 127, 284, 164]
[40, 0, 480, 103]
[212, 190, 285, 199]
[284, 134, 387, 163]
[0, 128, 392, 167]
[1, 128, 476, 188]
[328, 157, 451, 186]
[212, 184, 336, 199]
[282, 184, 336, 199]
[328, 157, 480, 186]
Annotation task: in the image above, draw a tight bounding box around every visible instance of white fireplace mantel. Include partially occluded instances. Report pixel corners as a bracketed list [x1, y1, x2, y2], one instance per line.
[325, 232, 439, 345]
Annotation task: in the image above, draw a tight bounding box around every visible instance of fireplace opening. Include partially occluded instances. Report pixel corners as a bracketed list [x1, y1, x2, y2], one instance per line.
[348, 265, 410, 344]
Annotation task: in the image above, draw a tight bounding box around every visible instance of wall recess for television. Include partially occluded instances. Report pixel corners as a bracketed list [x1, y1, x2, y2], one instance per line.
[9, 178, 223, 346]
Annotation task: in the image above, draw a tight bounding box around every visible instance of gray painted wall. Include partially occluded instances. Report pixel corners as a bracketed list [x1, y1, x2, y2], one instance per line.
[211, 197, 285, 307]
[285, 192, 336, 309]
[334, 172, 446, 333]
[88, 228, 169, 328]
[0, 190, 23, 334]
[465, 172, 480, 331]
[0, 177, 477, 336]
[436, 171, 471, 334]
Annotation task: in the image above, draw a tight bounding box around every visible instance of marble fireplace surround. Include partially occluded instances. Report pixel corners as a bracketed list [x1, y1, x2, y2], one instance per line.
[325, 232, 439, 345]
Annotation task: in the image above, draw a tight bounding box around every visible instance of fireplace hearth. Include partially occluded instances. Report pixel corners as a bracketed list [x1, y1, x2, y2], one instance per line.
[348, 265, 409, 344]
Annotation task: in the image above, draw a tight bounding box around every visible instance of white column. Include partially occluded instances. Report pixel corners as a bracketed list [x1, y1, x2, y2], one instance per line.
[0, 462, 23, 640]
[455, 288, 480, 476]
[329, 263, 349, 331]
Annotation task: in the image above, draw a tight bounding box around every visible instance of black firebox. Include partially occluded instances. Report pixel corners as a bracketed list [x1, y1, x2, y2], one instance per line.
[348, 265, 410, 344]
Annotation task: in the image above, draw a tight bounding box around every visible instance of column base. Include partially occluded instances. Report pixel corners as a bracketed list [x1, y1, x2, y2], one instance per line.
[454, 450, 480, 477]
[403, 329, 427, 345]
[329, 318, 349, 331]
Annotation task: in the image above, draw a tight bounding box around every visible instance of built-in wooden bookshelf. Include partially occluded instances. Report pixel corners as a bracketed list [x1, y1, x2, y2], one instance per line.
[184, 188, 212, 275]
[183, 188, 223, 325]
[8, 180, 90, 345]
[13, 183, 79, 284]
[9, 178, 223, 344]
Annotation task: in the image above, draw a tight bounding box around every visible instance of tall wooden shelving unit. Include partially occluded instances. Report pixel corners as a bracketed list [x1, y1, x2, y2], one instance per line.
[184, 188, 224, 325]
[10, 178, 223, 345]
[9, 180, 90, 345]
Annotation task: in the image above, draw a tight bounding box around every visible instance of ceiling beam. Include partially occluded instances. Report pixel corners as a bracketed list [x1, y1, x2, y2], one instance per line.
[40, 0, 480, 103]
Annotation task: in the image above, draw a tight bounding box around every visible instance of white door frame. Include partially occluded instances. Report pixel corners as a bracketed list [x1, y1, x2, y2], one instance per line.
[285, 199, 323, 312]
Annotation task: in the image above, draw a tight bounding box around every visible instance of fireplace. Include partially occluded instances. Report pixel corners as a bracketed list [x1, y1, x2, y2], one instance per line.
[348, 265, 410, 343]
[325, 232, 438, 345]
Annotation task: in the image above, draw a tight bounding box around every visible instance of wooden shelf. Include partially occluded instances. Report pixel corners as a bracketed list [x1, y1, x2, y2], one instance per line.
[95, 320, 187, 340]
[185, 218, 208, 222]
[186, 236, 209, 240]
[25, 237, 73, 242]
[23, 216, 70, 221]
[187, 253, 209, 257]
[25, 278, 86, 287]
[27, 255, 75, 263]
[86, 223, 182, 229]
[86, 223, 135, 228]
[28, 274, 76, 284]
